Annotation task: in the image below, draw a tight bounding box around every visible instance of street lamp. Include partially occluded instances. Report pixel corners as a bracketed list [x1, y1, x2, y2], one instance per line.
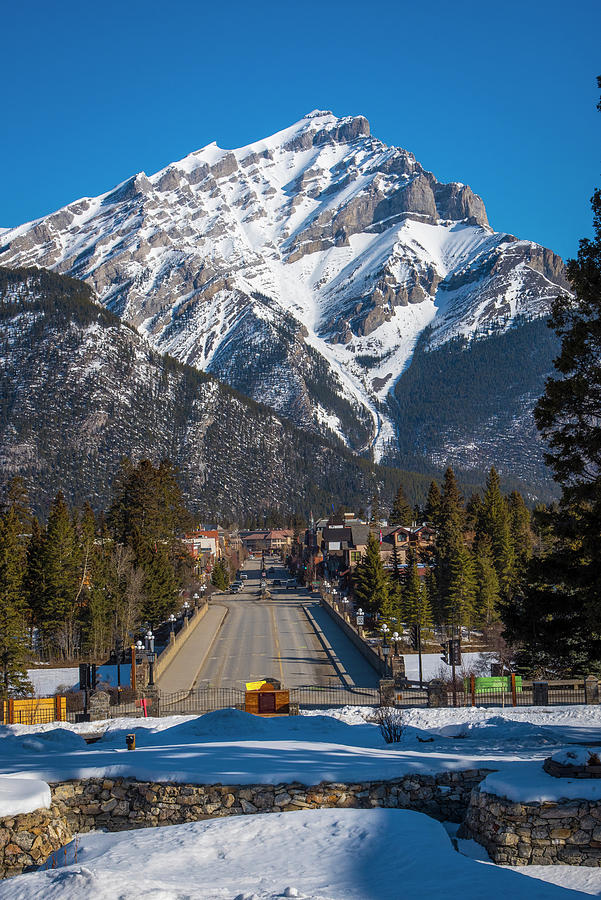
[168, 614, 176, 633]
[381, 623, 390, 677]
[144, 630, 156, 687]
[183, 601, 190, 619]
[356, 607, 364, 628]
[193, 592, 200, 607]
[392, 631, 401, 657]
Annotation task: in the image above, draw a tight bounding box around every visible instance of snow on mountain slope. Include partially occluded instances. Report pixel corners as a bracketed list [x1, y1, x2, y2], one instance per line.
[0, 111, 569, 460]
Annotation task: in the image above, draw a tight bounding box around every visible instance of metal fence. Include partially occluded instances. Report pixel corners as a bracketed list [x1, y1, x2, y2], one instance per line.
[437, 681, 587, 709]
[58, 677, 594, 723]
[290, 685, 380, 709]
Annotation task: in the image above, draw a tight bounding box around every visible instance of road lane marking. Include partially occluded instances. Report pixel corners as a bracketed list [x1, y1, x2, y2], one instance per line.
[269, 603, 284, 684]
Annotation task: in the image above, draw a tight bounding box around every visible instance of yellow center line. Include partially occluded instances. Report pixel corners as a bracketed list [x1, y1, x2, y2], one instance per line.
[269, 602, 284, 684]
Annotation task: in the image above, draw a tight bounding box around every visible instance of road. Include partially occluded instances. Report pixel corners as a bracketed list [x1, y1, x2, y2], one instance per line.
[195, 556, 380, 689]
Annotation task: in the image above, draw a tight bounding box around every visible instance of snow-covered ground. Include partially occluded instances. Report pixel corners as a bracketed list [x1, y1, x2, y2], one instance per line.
[2, 807, 594, 900]
[402, 651, 490, 681]
[2, 705, 601, 897]
[27, 664, 131, 696]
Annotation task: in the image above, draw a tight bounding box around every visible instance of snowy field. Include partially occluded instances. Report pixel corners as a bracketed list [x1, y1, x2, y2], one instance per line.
[3, 808, 597, 900]
[27, 664, 131, 695]
[1, 705, 601, 898]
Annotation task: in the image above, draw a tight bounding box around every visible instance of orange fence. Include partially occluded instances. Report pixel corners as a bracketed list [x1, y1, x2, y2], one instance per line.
[2, 696, 66, 725]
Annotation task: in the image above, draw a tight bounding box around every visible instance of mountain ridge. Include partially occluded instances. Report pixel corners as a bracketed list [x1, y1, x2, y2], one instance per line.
[0, 111, 569, 484]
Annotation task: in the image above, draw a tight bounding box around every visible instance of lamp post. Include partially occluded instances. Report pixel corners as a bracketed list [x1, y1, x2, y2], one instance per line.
[144, 630, 156, 687]
[356, 607, 364, 635]
[168, 614, 176, 634]
[392, 631, 401, 657]
[183, 601, 190, 619]
[193, 591, 200, 608]
[381, 623, 390, 677]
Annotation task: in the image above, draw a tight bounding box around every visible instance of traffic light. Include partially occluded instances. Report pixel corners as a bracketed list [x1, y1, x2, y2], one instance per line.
[440, 642, 450, 665]
[79, 663, 90, 690]
[449, 638, 461, 667]
[410, 625, 420, 651]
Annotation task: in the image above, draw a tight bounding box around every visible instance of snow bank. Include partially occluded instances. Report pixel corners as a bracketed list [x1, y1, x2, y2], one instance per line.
[0, 776, 50, 817]
[482, 760, 601, 803]
[0, 808, 587, 900]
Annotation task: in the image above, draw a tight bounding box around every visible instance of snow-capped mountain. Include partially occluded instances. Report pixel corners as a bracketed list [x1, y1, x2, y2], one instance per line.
[0, 266, 417, 517]
[0, 110, 568, 464]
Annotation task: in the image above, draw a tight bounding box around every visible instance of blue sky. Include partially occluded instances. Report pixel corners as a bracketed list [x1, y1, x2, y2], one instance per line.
[2, 0, 599, 259]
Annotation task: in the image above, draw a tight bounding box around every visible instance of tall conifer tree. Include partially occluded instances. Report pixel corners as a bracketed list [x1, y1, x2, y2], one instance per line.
[389, 484, 413, 526]
[0, 507, 32, 697]
[436, 467, 465, 602]
[353, 533, 389, 617]
[447, 543, 477, 632]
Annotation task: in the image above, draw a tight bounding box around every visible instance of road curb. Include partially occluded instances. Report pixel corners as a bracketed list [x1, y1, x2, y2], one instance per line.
[159, 604, 229, 704]
[302, 605, 355, 688]
[190, 604, 229, 690]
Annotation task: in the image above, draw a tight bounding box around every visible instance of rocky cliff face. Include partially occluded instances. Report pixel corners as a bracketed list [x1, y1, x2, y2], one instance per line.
[0, 267, 411, 517]
[0, 110, 569, 478]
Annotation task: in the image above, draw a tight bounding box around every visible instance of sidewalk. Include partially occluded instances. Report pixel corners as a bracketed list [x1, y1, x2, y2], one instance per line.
[156, 604, 228, 694]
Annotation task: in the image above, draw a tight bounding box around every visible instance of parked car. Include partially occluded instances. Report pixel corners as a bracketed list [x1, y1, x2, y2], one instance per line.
[230, 582, 242, 593]
[286, 579, 297, 590]
[240, 574, 248, 581]
[272, 578, 282, 586]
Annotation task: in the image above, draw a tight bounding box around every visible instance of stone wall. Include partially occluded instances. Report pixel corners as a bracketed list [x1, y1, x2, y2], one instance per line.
[0, 805, 72, 879]
[462, 788, 601, 866]
[51, 770, 490, 834]
[0, 769, 491, 878]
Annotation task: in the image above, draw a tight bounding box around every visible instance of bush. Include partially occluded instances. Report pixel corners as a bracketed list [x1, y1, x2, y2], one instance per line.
[374, 707, 404, 743]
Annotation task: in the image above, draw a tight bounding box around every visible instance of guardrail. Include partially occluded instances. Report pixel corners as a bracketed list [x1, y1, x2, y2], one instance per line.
[154, 600, 209, 682]
[318, 593, 404, 679]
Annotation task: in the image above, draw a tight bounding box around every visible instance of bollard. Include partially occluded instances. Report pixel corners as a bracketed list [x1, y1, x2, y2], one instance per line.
[126, 733, 136, 751]
[532, 681, 549, 706]
[585, 675, 599, 705]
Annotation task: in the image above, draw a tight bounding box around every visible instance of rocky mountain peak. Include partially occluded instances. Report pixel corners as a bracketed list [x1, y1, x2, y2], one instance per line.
[0, 112, 568, 468]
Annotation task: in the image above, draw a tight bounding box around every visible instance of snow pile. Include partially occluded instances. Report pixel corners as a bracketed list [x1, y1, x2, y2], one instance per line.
[551, 747, 601, 767]
[482, 761, 601, 804]
[0, 776, 50, 817]
[0, 808, 588, 900]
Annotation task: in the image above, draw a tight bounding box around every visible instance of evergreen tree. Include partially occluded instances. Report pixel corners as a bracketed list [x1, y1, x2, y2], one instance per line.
[353, 533, 390, 617]
[403, 550, 433, 630]
[424, 480, 442, 526]
[475, 537, 501, 627]
[369, 492, 382, 527]
[436, 467, 465, 602]
[0, 507, 32, 697]
[389, 483, 413, 526]
[508, 491, 534, 563]
[42, 492, 81, 659]
[424, 568, 441, 625]
[144, 548, 179, 624]
[2, 476, 33, 534]
[24, 518, 47, 635]
[465, 492, 483, 534]
[447, 543, 477, 632]
[109, 458, 191, 626]
[478, 467, 516, 600]
[390, 540, 402, 585]
[211, 558, 230, 591]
